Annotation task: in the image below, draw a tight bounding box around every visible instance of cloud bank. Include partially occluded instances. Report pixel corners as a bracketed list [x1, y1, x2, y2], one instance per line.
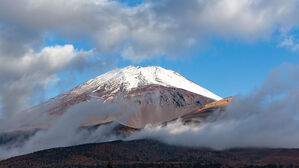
[129, 63, 299, 150]
[0, 99, 123, 160]
[0, 63, 299, 160]
[0, 0, 298, 61]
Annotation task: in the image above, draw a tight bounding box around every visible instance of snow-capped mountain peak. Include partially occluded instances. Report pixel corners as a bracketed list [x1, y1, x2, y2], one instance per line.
[71, 66, 222, 101]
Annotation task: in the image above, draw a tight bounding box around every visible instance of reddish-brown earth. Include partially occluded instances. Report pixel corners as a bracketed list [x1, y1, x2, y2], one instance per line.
[164, 97, 232, 125]
[180, 97, 232, 124]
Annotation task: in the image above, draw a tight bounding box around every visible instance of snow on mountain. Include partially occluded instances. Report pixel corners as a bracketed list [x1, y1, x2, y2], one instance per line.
[17, 65, 222, 129]
[70, 66, 222, 101]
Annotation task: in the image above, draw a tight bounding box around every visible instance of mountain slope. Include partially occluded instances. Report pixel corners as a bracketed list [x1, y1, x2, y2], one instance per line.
[1, 139, 298, 168]
[24, 66, 222, 129]
[181, 97, 232, 124]
[70, 66, 222, 101]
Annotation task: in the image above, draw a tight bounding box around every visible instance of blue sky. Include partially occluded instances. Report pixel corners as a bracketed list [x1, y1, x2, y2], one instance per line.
[0, 0, 299, 112]
[44, 28, 299, 99]
[116, 37, 299, 98]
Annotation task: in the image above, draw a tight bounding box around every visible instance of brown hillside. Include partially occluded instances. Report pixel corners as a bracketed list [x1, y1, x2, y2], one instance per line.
[0, 139, 298, 168]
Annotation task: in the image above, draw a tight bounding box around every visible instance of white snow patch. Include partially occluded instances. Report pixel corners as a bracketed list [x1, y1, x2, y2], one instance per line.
[71, 66, 222, 101]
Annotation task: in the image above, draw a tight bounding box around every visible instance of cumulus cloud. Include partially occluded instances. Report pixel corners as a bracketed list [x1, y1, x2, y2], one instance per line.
[129, 63, 299, 149]
[0, 44, 102, 119]
[0, 0, 298, 61]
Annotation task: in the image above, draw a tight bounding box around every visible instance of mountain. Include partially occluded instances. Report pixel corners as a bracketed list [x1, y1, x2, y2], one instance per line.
[165, 97, 232, 125]
[24, 66, 222, 129]
[0, 98, 231, 148]
[181, 97, 232, 124]
[70, 66, 222, 101]
[1, 139, 298, 168]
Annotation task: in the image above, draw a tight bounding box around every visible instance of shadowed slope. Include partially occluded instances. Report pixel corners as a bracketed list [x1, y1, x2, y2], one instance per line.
[0, 139, 299, 168]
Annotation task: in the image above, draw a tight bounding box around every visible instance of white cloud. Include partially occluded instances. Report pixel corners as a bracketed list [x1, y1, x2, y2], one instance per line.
[129, 63, 299, 149]
[280, 36, 299, 51]
[0, 44, 94, 117]
[0, 99, 123, 160]
[22, 45, 92, 71]
[0, 0, 298, 61]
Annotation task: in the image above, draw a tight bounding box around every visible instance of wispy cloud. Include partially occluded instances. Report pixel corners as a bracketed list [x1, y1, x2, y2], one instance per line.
[280, 36, 299, 51]
[0, 99, 123, 160]
[129, 63, 299, 149]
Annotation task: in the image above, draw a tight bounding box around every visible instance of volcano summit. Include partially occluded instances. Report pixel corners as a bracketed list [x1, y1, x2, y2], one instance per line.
[25, 66, 222, 129]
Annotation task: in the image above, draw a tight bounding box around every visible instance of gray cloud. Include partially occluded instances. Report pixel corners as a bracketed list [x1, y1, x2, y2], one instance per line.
[129, 63, 299, 149]
[0, 0, 298, 61]
[0, 99, 123, 160]
[0, 44, 107, 119]
[0, 25, 42, 58]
